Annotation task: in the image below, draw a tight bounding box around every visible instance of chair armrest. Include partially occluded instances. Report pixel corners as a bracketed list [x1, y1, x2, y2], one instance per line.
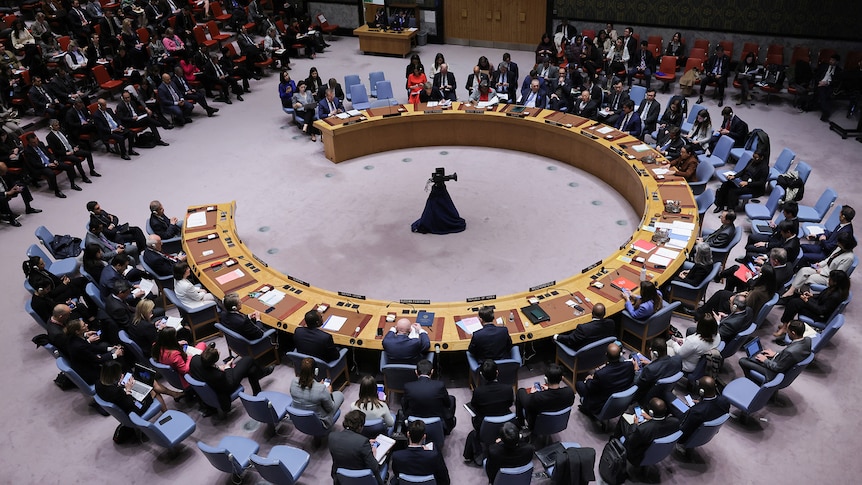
[326, 348, 348, 367]
[246, 328, 276, 345]
[554, 339, 576, 358]
[465, 351, 479, 371]
[749, 370, 766, 385]
[509, 346, 522, 365]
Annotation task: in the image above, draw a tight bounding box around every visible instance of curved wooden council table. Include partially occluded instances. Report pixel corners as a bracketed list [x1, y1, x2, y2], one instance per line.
[183, 103, 698, 352]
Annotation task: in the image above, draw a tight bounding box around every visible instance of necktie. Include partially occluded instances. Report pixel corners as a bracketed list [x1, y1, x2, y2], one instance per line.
[99, 232, 115, 249]
[57, 131, 72, 151]
[213, 59, 224, 77]
[528, 92, 535, 106]
[641, 102, 650, 120]
[103, 110, 118, 130]
[36, 147, 50, 166]
[168, 85, 179, 102]
[329, 100, 335, 113]
[77, 109, 87, 123]
[622, 113, 630, 130]
[127, 102, 133, 116]
[714, 57, 722, 75]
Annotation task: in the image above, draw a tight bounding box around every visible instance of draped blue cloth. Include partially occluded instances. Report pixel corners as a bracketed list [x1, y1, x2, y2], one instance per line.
[411, 182, 466, 234]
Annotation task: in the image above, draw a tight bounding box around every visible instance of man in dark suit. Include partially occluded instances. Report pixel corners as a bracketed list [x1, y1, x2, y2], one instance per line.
[115, 91, 169, 146]
[501, 52, 519, 80]
[142, 235, 180, 277]
[158, 73, 195, 126]
[189, 345, 273, 412]
[382, 318, 430, 364]
[433, 63, 458, 101]
[468, 306, 513, 361]
[521, 78, 547, 109]
[294, 310, 340, 362]
[64, 100, 98, 147]
[92, 97, 136, 160]
[656, 126, 685, 160]
[555, 303, 614, 351]
[515, 363, 576, 429]
[491, 63, 516, 102]
[633, 338, 682, 405]
[392, 420, 451, 485]
[46, 119, 98, 181]
[738, 320, 811, 381]
[466, 65, 489, 98]
[723, 247, 793, 293]
[616, 100, 643, 138]
[570, 89, 599, 119]
[87, 199, 148, 252]
[816, 54, 842, 121]
[149, 200, 182, 239]
[716, 294, 753, 342]
[104, 279, 136, 328]
[613, 398, 680, 466]
[220, 292, 267, 340]
[172, 67, 218, 117]
[463, 360, 514, 463]
[237, 25, 266, 75]
[697, 45, 731, 106]
[317, 88, 345, 119]
[28, 76, 64, 118]
[636, 89, 661, 134]
[0, 162, 41, 225]
[628, 40, 656, 89]
[144, 0, 168, 30]
[712, 106, 748, 149]
[677, 376, 729, 443]
[67, 0, 93, 41]
[621, 27, 637, 64]
[66, 320, 124, 385]
[200, 49, 244, 102]
[402, 359, 457, 433]
[702, 210, 737, 250]
[98, 9, 122, 50]
[576, 343, 636, 416]
[800, 205, 855, 265]
[23, 133, 78, 198]
[100, 255, 144, 299]
[601, 80, 629, 126]
[328, 410, 384, 485]
[555, 19, 577, 42]
[740, 220, 800, 266]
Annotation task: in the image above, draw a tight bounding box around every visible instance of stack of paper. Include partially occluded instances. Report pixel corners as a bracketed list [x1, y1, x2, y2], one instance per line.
[259, 289, 286, 306]
[322, 315, 348, 331]
[186, 211, 207, 228]
[163, 316, 183, 330]
[455, 316, 483, 334]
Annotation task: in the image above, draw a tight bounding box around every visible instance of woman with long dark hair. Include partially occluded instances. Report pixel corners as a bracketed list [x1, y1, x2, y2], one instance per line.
[351, 374, 394, 427]
[152, 326, 205, 390]
[623, 280, 664, 319]
[289, 357, 344, 429]
[775, 269, 850, 337]
[668, 313, 720, 372]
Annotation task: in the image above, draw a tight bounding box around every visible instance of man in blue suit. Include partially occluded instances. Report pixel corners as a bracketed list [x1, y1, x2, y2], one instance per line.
[391, 420, 451, 485]
[576, 342, 635, 416]
[800, 205, 855, 266]
[317, 88, 344, 119]
[402, 359, 457, 433]
[294, 310, 340, 362]
[382, 318, 430, 364]
[616, 99, 643, 138]
[468, 306, 513, 361]
[677, 376, 729, 443]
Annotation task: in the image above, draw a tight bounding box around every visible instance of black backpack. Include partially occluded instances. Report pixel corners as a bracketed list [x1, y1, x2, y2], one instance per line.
[599, 437, 628, 484]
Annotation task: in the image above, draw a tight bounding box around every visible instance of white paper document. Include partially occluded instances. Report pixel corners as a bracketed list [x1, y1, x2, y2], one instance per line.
[187, 211, 207, 228]
[347, 109, 362, 116]
[259, 289, 286, 306]
[647, 254, 672, 266]
[596, 126, 614, 134]
[137, 278, 156, 296]
[456, 316, 483, 334]
[632, 143, 651, 152]
[654, 248, 680, 259]
[164, 316, 183, 330]
[335, 112, 350, 119]
[322, 315, 348, 332]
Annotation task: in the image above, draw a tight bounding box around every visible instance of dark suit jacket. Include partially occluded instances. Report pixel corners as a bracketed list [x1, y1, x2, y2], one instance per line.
[23, 142, 59, 173]
[382, 331, 430, 364]
[631, 48, 656, 71]
[328, 429, 382, 485]
[432, 71, 457, 95]
[391, 446, 450, 485]
[819, 223, 854, 255]
[721, 115, 748, 146]
[718, 308, 753, 342]
[220, 310, 266, 341]
[634, 355, 682, 403]
[317, 97, 345, 119]
[157, 82, 183, 109]
[705, 223, 735, 249]
[521, 386, 575, 428]
[704, 53, 731, 80]
[767, 236, 801, 264]
[468, 324, 513, 361]
[469, 381, 514, 430]
[486, 441, 535, 483]
[65, 107, 95, 137]
[577, 360, 635, 415]
[92, 108, 123, 137]
[491, 70, 517, 100]
[402, 376, 454, 426]
[142, 248, 173, 277]
[678, 395, 730, 442]
[465, 72, 489, 95]
[189, 354, 242, 411]
[28, 86, 58, 116]
[66, 336, 113, 385]
[557, 318, 615, 351]
[115, 98, 148, 126]
[45, 130, 76, 157]
[604, 90, 630, 112]
[104, 293, 134, 328]
[294, 326, 339, 362]
[616, 111, 643, 137]
[96, 381, 151, 416]
[149, 213, 181, 239]
[571, 99, 599, 119]
[623, 416, 680, 465]
[636, 99, 661, 133]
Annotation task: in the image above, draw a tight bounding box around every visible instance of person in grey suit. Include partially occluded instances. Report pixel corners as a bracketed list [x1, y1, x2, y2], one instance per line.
[632, 338, 682, 405]
[328, 410, 383, 485]
[290, 357, 344, 429]
[716, 294, 753, 342]
[738, 320, 812, 382]
[700, 210, 736, 250]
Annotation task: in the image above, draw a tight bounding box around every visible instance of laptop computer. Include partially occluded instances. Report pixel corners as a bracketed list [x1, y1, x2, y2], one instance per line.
[744, 337, 764, 358]
[535, 442, 566, 469]
[122, 364, 157, 402]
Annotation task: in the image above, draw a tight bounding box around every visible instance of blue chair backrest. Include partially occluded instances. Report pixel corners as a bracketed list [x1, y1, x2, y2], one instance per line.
[493, 463, 533, 485]
[369, 99, 394, 108]
[479, 413, 516, 445]
[639, 430, 683, 466]
[682, 104, 704, 133]
[399, 474, 436, 485]
[368, 71, 385, 96]
[795, 161, 812, 183]
[286, 405, 330, 436]
[344, 74, 361, 100]
[34, 226, 56, 256]
[407, 416, 444, 451]
[812, 188, 838, 219]
[533, 406, 572, 436]
[596, 385, 637, 420]
[681, 413, 730, 448]
[239, 391, 281, 426]
[721, 322, 757, 359]
[776, 352, 814, 390]
[629, 85, 646, 106]
[695, 161, 715, 183]
[27, 244, 53, 268]
[197, 440, 251, 476]
[56, 356, 95, 396]
[748, 373, 784, 412]
[350, 83, 369, 104]
[26, 300, 48, 331]
[336, 468, 378, 485]
[250, 445, 310, 485]
[185, 374, 225, 410]
[695, 188, 715, 214]
[812, 314, 844, 353]
[361, 417, 388, 438]
[754, 293, 779, 327]
[376, 80, 395, 100]
[118, 330, 146, 364]
[86, 282, 105, 310]
[711, 135, 734, 162]
[149, 357, 186, 390]
[94, 393, 136, 428]
[732, 151, 752, 174]
[819, 205, 843, 234]
[773, 148, 795, 173]
[762, 186, 785, 216]
[572, 336, 616, 374]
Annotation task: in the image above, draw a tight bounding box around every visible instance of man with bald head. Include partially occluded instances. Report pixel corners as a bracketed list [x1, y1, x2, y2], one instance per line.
[554, 303, 614, 351]
[382, 317, 430, 364]
[433, 63, 457, 101]
[576, 342, 635, 417]
[142, 234, 186, 277]
[92, 98, 136, 160]
[46, 304, 73, 355]
[613, 397, 679, 465]
[157, 72, 195, 126]
[677, 376, 729, 444]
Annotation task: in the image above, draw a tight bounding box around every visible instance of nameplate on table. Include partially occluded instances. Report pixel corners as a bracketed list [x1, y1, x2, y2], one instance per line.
[341, 118, 364, 126]
[581, 260, 602, 273]
[529, 281, 556, 292]
[400, 299, 431, 305]
[252, 254, 268, 267]
[467, 294, 496, 303]
[287, 275, 310, 286]
[465, 109, 485, 114]
[544, 119, 563, 126]
[423, 109, 443, 114]
[338, 291, 366, 300]
[578, 130, 598, 139]
[381, 112, 402, 118]
[505, 112, 529, 118]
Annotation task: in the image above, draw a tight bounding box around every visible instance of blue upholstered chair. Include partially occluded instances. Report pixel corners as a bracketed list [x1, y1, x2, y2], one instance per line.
[722, 373, 783, 420]
[466, 346, 522, 389]
[118, 330, 147, 364]
[811, 314, 845, 353]
[678, 413, 730, 454]
[129, 410, 196, 453]
[532, 406, 572, 446]
[344, 74, 361, 101]
[27, 243, 78, 279]
[184, 374, 243, 416]
[620, 301, 681, 354]
[239, 390, 293, 432]
[407, 415, 444, 452]
[768, 148, 795, 181]
[350, 84, 371, 110]
[250, 445, 311, 485]
[163, 287, 220, 344]
[492, 463, 533, 485]
[697, 135, 733, 167]
[215, 322, 280, 367]
[197, 436, 260, 480]
[368, 71, 385, 97]
[286, 405, 340, 444]
[591, 385, 638, 431]
[796, 188, 837, 223]
[149, 357, 186, 391]
[94, 393, 161, 432]
[689, 162, 715, 196]
[635, 430, 683, 467]
[286, 348, 350, 391]
[668, 262, 722, 316]
[554, 336, 616, 387]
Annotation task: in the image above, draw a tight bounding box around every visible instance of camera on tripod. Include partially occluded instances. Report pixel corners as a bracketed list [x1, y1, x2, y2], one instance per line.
[431, 167, 457, 184]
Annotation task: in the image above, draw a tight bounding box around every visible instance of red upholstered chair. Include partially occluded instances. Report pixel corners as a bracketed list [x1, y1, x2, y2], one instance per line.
[206, 20, 231, 43]
[315, 13, 338, 40]
[790, 46, 811, 65]
[758, 54, 786, 104]
[741, 42, 760, 61]
[225, 43, 246, 65]
[655, 56, 678, 92]
[688, 48, 707, 62]
[92, 65, 125, 97]
[693, 39, 709, 52]
[136, 27, 150, 44]
[194, 26, 218, 50]
[718, 40, 734, 59]
[210, 2, 233, 24]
